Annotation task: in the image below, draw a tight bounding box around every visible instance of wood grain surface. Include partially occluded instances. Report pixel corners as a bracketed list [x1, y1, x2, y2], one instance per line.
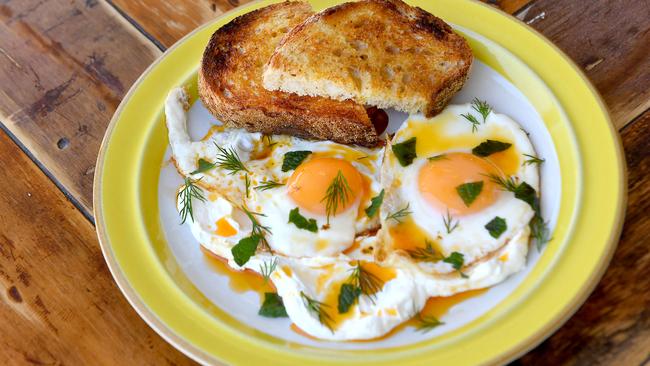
[515, 0, 650, 128]
[517, 111, 650, 366]
[0, 131, 193, 365]
[0, 0, 160, 213]
[0, 0, 647, 365]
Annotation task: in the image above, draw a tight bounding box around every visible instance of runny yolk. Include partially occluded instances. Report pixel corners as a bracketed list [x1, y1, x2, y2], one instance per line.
[418, 152, 501, 216]
[215, 217, 237, 237]
[287, 157, 364, 216]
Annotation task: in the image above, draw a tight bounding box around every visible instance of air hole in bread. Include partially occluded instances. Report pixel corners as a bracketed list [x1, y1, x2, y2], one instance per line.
[386, 45, 400, 54]
[333, 49, 343, 57]
[359, 54, 368, 61]
[383, 66, 394, 80]
[350, 39, 368, 51]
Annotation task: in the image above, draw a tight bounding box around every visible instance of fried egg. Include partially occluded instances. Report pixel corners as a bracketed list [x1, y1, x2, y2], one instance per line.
[380, 104, 538, 277]
[166, 88, 384, 259]
[166, 87, 543, 341]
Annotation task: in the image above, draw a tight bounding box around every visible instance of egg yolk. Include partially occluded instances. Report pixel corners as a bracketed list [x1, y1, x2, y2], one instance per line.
[418, 152, 500, 216]
[287, 157, 364, 216]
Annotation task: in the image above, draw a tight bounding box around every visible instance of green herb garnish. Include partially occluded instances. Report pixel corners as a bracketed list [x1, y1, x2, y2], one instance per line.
[322, 170, 353, 224]
[288, 207, 318, 233]
[364, 189, 384, 218]
[485, 217, 507, 238]
[416, 314, 444, 333]
[443, 209, 459, 234]
[460, 112, 481, 133]
[300, 291, 333, 331]
[406, 241, 441, 262]
[258, 292, 288, 318]
[530, 214, 551, 250]
[392, 137, 417, 166]
[255, 180, 284, 191]
[338, 261, 385, 314]
[523, 154, 545, 166]
[385, 203, 412, 223]
[260, 257, 278, 284]
[178, 177, 206, 224]
[456, 181, 484, 207]
[443, 252, 468, 278]
[215, 143, 249, 175]
[471, 97, 492, 122]
[472, 140, 512, 157]
[337, 283, 362, 314]
[231, 234, 261, 267]
[190, 158, 216, 175]
[282, 150, 312, 172]
[244, 174, 250, 198]
[240, 207, 272, 253]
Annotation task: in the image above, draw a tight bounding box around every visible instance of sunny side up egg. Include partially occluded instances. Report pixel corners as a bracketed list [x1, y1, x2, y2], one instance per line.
[379, 104, 540, 296]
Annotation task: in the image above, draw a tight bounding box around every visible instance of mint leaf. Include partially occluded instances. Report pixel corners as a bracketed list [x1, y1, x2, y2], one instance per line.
[456, 181, 483, 207]
[288, 207, 318, 233]
[472, 140, 512, 157]
[190, 158, 216, 174]
[231, 235, 260, 266]
[258, 292, 288, 318]
[485, 216, 507, 238]
[365, 189, 384, 218]
[338, 283, 361, 314]
[282, 151, 311, 172]
[392, 137, 417, 166]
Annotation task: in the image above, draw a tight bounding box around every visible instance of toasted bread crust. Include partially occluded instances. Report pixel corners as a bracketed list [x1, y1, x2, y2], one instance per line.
[263, 0, 472, 117]
[199, 1, 379, 147]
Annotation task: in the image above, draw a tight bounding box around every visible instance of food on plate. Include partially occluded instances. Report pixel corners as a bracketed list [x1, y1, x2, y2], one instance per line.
[198, 1, 380, 147]
[163, 0, 549, 342]
[262, 0, 472, 117]
[379, 102, 541, 296]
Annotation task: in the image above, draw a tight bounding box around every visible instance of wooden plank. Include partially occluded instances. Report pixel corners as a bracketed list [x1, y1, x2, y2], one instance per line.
[0, 131, 193, 365]
[519, 110, 650, 365]
[109, 0, 532, 49]
[518, 0, 650, 129]
[0, 0, 161, 213]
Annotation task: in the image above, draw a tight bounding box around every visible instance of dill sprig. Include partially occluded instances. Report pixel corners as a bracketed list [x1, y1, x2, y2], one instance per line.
[385, 203, 412, 223]
[348, 261, 384, 301]
[416, 314, 444, 333]
[486, 173, 520, 192]
[255, 180, 285, 191]
[300, 291, 333, 331]
[530, 212, 552, 250]
[244, 174, 250, 198]
[471, 97, 492, 122]
[241, 206, 272, 251]
[406, 241, 441, 262]
[460, 112, 481, 133]
[260, 257, 278, 284]
[321, 170, 353, 224]
[214, 143, 249, 175]
[443, 209, 459, 234]
[178, 177, 206, 224]
[523, 153, 545, 166]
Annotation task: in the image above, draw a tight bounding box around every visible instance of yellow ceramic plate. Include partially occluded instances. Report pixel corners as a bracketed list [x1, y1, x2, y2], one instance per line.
[94, 0, 626, 364]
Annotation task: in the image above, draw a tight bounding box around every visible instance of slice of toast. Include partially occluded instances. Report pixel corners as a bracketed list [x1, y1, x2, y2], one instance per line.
[262, 0, 472, 117]
[199, 1, 379, 147]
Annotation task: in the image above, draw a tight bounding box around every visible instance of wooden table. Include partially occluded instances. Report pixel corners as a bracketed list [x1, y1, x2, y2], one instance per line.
[0, 0, 647, 364]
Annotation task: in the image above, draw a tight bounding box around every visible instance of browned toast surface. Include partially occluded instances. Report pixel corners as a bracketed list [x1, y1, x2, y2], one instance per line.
[263, 0, 472, 117]
[199, 1, 379, 147]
